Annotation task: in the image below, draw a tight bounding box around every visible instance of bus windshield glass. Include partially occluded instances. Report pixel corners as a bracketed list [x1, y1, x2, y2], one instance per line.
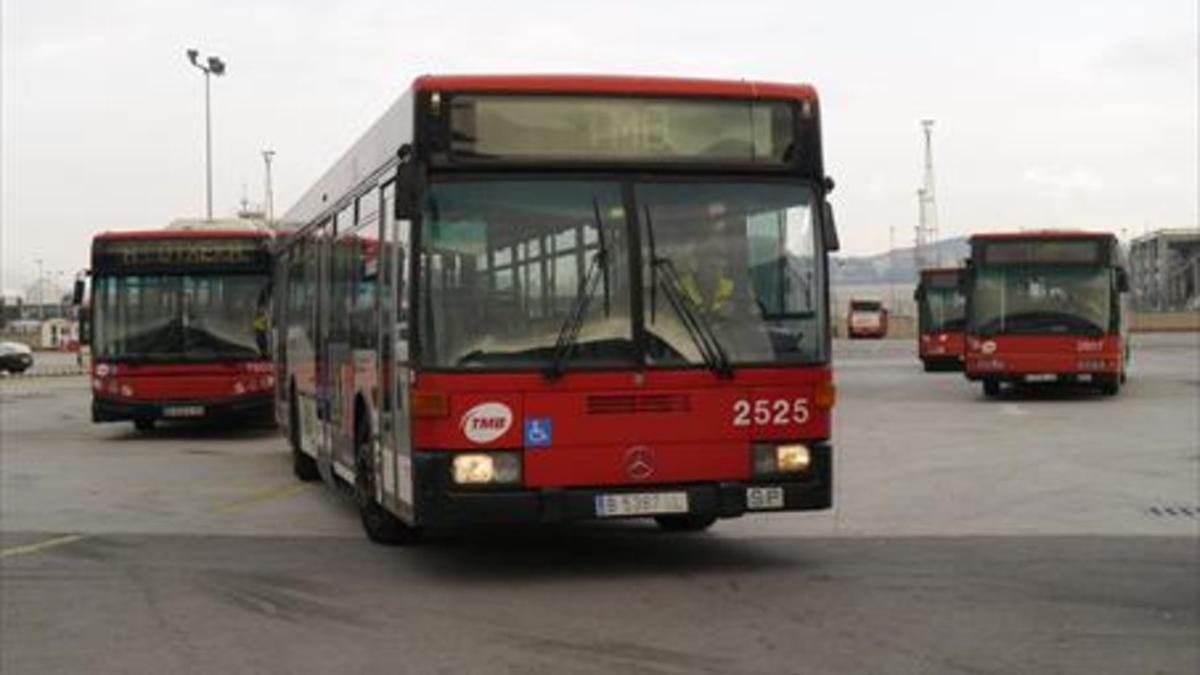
[418, 179, 825, 370]
[920, 286, 965, 332]
[638, 182, 823, 366]
[93, 273, 271, 362]
[970, 265, 1111, 336]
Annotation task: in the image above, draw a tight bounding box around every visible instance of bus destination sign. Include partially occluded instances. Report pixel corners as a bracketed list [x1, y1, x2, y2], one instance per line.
[94, 238, 270, 272]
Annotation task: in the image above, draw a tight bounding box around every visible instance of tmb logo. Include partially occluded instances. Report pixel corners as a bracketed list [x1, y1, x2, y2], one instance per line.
[460, 402, 513, 444]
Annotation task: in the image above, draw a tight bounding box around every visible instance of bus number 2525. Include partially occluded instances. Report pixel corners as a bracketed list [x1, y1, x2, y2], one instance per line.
[732, 398, 810, 427]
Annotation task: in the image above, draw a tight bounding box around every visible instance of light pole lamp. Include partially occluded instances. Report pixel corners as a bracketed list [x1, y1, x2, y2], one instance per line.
[186, 48, 226, 221]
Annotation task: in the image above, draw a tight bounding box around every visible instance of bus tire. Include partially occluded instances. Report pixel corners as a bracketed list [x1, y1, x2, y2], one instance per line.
[354, 421, 420, 546]
[982, 379, 1001, 398]
[133, 418, 154, 432]
[654, 514, 718, 532]
[1099, 375, 1120, 397]
[290, 389, 319, 482]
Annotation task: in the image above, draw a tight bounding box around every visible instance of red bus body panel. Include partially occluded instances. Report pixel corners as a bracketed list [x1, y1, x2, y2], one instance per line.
[92, 361, 275, 402]
[919, 330, 965, 361]
[413, 367, 832, 489]
[413, 74, 816, 101]
[965, 335, 1124, 378]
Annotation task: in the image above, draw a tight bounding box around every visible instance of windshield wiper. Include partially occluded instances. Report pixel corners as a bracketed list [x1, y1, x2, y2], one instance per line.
[546, 199, 611, 379]
[642, 206, 732, 378]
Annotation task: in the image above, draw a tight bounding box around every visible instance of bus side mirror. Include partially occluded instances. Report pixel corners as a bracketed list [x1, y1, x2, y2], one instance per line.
[393, 146, 426, 220]
[1116, 268, 1130, 293]
[912, 288, 921, 302]
[821, 202, 840, 252]
[72, 279, 86, 306]
[78, 307, 91, 346]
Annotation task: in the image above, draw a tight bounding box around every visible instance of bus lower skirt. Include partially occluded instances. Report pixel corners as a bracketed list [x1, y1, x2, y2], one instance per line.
[410, 444, 832, 528]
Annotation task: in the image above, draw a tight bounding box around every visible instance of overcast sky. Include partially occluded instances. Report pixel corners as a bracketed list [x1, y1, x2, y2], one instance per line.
[2, 0, 1196, 290]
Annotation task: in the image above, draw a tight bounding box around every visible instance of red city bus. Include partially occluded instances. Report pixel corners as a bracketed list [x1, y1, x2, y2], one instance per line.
[87, 230, 275, 430]
[915, 267, 966, 371]
[846, 299, 888, 339]
[275, 74, 841, 544]
[964, 231, 1130, 397]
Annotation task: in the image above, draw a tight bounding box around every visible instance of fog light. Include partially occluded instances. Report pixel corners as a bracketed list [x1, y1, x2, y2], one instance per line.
[776, 444, 812, 473]
[452, 452, 521, 485]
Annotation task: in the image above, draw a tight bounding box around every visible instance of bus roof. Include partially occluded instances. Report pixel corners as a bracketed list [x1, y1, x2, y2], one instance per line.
[969, 230, 1116, 243]
[94, 230, 271, 242]
[413, 74, 818, 101]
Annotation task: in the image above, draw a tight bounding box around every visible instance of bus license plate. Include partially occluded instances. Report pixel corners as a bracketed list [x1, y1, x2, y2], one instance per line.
[163, 405, 204, 418]
[594, 492, 689, 518]
[1024, 374, 1056, 383]
[747, 486, 785, 510]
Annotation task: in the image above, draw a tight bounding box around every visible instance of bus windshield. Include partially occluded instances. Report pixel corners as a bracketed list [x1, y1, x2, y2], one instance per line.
[920, 286, 966, 333]
[970, 265, 1111, 336]
[418, 179, 825, 370]
[94, 273, 271, 362]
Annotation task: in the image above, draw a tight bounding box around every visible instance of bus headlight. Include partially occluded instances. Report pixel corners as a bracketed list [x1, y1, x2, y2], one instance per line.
[753, 444, 812, 476]
[452, 452, 522, 485]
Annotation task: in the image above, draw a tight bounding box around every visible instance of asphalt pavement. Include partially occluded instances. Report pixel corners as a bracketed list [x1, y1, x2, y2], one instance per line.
[2, 334, 1197, 674]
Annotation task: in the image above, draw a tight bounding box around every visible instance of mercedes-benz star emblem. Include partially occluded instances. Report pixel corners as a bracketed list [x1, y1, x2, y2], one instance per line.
[624, 446, 655, 481]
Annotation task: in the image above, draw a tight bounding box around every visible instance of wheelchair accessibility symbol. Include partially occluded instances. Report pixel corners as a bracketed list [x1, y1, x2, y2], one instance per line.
[524, 418, 553, 448]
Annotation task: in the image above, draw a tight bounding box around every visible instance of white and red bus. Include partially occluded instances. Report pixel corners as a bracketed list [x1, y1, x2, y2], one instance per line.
[846, 299, 888, 339]
[87, 230, 275, 430]
[915, 267, 966, 371]
[964, 231, 1130, 397]
[275, 74, 840, 544]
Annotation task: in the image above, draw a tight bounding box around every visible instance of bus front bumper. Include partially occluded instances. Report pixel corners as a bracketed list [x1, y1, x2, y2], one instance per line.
[411, 443, 832, 528]
[93, 393, 274, 423]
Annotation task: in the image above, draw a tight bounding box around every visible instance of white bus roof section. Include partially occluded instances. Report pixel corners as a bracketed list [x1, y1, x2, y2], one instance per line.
[281, 89, 415, 230]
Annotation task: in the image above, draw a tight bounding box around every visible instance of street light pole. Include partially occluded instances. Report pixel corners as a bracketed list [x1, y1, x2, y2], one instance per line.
[262, 149, 275, 226]
[35, 258, 44, 321]
[186, 49, 226, 221]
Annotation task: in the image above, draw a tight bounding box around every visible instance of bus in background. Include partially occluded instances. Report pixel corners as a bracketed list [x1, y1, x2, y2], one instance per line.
[85, 229, 275, 430]
[846, 299, 888, 339]
[275, 74, 840, 544]
[915, 267, 966, 371]
[964, 231, 1129, 397]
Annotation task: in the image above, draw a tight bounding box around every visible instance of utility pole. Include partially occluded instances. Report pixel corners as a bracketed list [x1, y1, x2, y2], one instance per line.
[186, 49, 226, 221]
[35, 258, 45, 321]
[262, 149, 275, 226]
[916, 119, 939, 269]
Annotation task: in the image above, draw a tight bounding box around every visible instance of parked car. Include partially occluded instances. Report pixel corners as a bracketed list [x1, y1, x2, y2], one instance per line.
[0, 341, 34, 374]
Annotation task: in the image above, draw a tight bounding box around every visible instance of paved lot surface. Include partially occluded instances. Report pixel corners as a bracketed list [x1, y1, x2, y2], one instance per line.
[2, 334, 1197, 674]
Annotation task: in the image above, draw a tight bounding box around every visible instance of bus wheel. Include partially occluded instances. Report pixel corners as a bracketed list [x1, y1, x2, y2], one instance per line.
[354, 426, 420, 546]
[133, 418, 154, 432]
[1099, 375, 1121, 397]
[290, 391, 319, 482]
[655, 514, 718, 532]
[982, 379, 1001, 398]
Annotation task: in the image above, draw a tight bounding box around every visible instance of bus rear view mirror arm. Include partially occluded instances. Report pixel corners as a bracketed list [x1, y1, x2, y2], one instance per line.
[821, 202, 840, 252]
[394, 144, 426, 220]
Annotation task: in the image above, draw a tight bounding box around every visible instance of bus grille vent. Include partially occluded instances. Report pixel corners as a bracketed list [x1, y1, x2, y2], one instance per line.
[586, 394, 691, 415]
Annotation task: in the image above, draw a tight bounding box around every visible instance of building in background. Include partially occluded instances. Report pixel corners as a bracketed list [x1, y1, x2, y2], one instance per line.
[1128, 229, 1200, 312]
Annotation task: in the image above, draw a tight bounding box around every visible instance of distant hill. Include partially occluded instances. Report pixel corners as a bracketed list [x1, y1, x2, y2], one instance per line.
[833, 237, 970, 286]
